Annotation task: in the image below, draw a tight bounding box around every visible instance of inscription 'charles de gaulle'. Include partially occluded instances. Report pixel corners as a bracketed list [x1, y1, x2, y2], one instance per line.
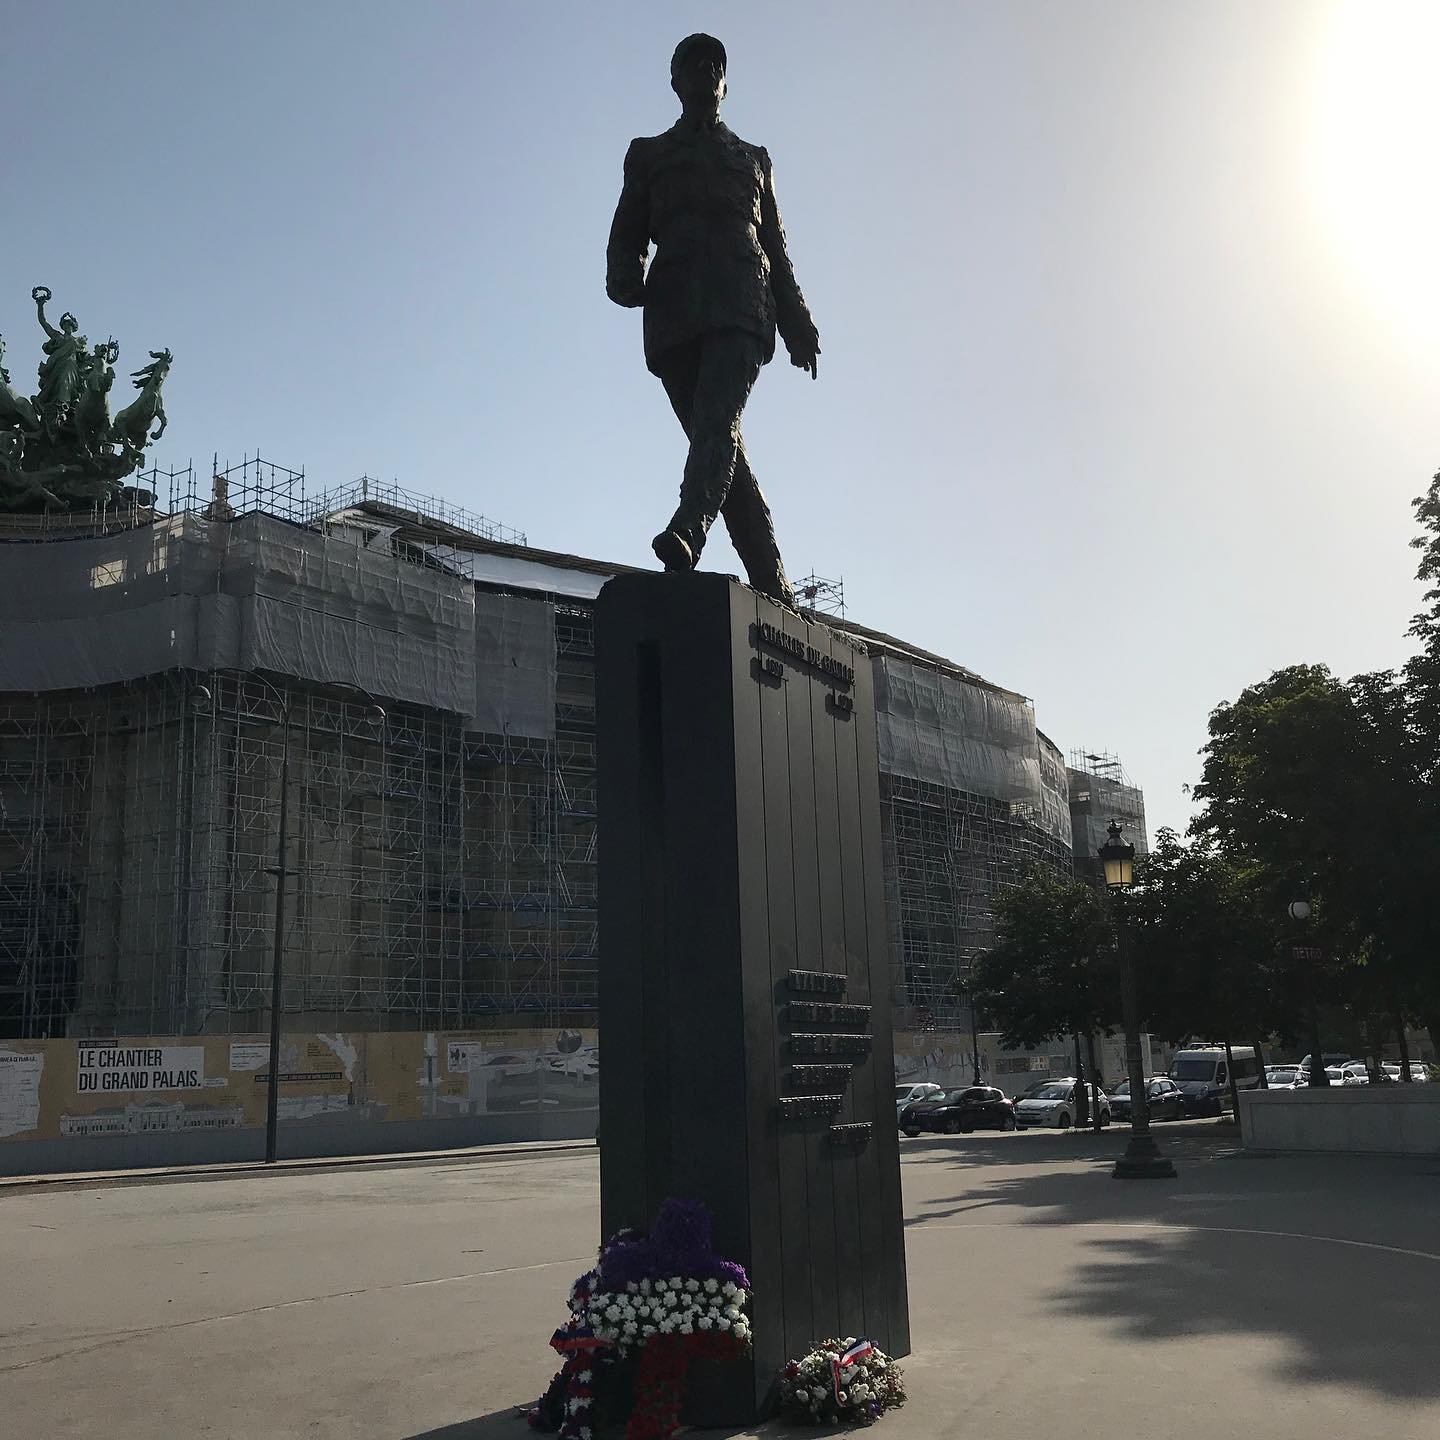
[757, 622, 856, 686]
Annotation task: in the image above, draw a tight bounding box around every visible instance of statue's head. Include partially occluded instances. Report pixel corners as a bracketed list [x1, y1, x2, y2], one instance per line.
[60, 312, 78, 335]
[671, 33, 726, 111]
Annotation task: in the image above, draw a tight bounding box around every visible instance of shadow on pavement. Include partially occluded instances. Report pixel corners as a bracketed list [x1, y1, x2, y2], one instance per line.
[901, 1125, 1440, 1401]
[404, 1408, 528, 1439]
[404, 1410, 851, 1440]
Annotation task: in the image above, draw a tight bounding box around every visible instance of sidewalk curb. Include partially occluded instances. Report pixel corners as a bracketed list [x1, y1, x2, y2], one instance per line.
[0, 1137, 598, 1193]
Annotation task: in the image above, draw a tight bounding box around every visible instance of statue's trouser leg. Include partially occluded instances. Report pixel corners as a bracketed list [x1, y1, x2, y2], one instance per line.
[657, 332, 792, 602]
[658, 330, 761, 557]
[719, 442, 795, 606]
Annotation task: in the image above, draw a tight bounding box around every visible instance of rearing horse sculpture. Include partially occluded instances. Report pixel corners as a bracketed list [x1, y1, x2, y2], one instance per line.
[111, 348, 172, 451]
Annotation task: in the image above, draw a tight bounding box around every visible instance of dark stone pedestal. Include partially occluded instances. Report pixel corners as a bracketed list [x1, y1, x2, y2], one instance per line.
[596, 573, 910, 1426]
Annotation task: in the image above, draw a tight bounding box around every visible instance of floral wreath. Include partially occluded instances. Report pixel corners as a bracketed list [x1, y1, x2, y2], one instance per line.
[778, 1336, 906, 1427]
[524, 1198, 752, 1440]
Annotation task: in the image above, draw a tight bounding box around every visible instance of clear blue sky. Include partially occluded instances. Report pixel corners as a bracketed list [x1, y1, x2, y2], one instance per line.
[6, 1, 1437, 837]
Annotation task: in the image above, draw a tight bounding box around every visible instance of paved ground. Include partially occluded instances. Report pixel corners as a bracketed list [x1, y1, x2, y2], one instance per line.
[3, 1125, 1438, 1440]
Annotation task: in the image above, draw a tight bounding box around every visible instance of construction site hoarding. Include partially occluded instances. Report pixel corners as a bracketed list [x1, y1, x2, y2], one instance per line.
[0, 1027, 597, 1170]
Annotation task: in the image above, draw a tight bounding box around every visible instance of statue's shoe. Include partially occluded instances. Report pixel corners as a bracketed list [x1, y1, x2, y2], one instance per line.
[651, 529, 695, 572]
[747, 570, 797, 608]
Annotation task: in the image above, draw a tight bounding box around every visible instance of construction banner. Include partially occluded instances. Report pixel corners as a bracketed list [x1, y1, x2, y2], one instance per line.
[0, 1026, 598, 1149]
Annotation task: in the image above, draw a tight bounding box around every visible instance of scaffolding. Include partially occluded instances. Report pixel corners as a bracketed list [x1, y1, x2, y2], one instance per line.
[305, 474, 527, 546]
[1067, 747, 1148, 861]
[881, 774, 1072, 1029]
[0, 464, 1110, 1053]
[796, 572, 845, 618]
[0, 670, 597, 1039]
[0, 483, 592, 1041]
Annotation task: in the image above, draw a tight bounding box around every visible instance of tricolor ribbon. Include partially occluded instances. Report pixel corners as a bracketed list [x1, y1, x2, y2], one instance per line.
[833, 1337, 876, 1401]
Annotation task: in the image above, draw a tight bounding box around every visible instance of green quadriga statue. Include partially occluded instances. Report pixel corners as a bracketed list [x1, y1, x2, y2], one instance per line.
[0, 285, 172, 513]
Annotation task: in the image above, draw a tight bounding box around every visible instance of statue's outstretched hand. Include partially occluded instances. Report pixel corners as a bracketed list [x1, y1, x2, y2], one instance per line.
[788, 333, 820, 379]
[32, 286, 51, 305]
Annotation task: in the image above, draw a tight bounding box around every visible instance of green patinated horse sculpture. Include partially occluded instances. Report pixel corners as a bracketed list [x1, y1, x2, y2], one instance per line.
[111, 348, 171, 451]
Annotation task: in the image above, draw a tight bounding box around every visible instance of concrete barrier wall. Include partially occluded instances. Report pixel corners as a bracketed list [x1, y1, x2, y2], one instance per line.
[1241, 1086, 1440, 1156]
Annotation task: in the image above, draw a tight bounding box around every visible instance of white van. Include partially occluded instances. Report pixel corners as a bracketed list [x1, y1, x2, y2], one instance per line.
[1168, 1045, 1261, 1115]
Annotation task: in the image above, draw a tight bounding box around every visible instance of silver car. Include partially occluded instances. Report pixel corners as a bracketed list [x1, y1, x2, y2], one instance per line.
[1014, 1079, 1111, 1129]
[896, 1082, 944, 1119]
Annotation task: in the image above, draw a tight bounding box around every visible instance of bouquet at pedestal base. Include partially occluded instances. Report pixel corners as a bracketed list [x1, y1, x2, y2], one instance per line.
[523, 1198, 752, 1440]
[777, 1337, 905, 1427]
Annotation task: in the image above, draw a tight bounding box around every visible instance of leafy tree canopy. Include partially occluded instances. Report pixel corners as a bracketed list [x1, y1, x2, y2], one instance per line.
[972, 864, 1120, 1051]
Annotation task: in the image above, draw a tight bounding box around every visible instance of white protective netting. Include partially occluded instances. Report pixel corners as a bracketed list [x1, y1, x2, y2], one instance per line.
[0, 514, 556, 738]
[873, 656, 1071, 846]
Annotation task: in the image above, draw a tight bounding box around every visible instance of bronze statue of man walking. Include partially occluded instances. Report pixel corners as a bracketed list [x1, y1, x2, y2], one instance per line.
[607, 34, 820, 607]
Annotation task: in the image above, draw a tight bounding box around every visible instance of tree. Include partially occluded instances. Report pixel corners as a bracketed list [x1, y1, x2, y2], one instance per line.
[1128, 831, 1299, 1115]
[1398, 467, 1440, 1053]
[1130, 830, 1285, 1045]
[1189, 663, 1373, 1072]
[1343, 668, 1440, 1062]
[972, 864, 1121, 1067]
[1403, 467, 1440, 769]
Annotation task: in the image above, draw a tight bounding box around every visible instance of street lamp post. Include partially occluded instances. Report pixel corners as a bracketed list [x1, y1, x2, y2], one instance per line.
[1101, 820, 1176, 1180]
[967, 976, 981, 1085]
[1289, 900, 1329, 1088]
[197, 674, 385, 1163]
[263, 699, 292, 1163]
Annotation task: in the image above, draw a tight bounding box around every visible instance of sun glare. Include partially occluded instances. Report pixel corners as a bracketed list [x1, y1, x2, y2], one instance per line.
[1305, 1, 1440, 352]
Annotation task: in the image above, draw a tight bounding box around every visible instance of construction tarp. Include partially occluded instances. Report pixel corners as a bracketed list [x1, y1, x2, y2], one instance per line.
[873, 656, 1071, 846]
[0, 516, 564, 734]
[1037, 737, 1074, 849]
[471, 592, 556, 738]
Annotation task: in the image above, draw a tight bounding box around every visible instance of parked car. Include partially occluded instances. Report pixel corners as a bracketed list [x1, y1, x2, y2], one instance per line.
[1109, 1077, 1185, 1122]
[895, 1082, 944, 1119]
[1289, 1067, 1360, 1087]
[1014, 1079, 1110, 1129]
[1265, 1065, 1302, 1089]
[902, 1085, 1016, 1136]
[1169, 1046, 1261, 1115]
[1387, 1064, 1433, 1082]
[1299, 1052, 1352, 1072]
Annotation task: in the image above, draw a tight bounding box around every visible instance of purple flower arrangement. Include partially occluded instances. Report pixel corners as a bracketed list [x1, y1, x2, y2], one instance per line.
[597, 1197, 751, 1293]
